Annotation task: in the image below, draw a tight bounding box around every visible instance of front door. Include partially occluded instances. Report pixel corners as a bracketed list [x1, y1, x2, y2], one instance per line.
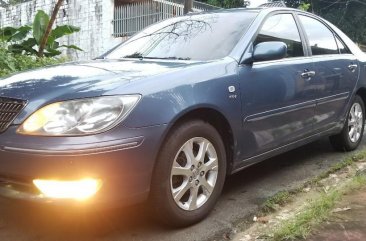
[238, 13, 317, 160]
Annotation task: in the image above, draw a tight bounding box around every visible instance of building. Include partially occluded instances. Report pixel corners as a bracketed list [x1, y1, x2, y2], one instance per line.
[0, 0, 217, 60]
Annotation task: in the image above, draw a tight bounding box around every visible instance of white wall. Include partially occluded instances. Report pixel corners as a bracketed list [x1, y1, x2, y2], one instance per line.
[0, 0, 121, 60]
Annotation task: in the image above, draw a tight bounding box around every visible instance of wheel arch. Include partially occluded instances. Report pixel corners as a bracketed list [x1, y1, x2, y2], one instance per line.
[158, 107, 236, 175]
[356, 87, 366, 106]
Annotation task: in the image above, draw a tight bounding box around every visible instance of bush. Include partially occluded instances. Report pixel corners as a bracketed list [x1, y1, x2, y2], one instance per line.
[0, 10, 81, 57]
[0, 46, 66, 77]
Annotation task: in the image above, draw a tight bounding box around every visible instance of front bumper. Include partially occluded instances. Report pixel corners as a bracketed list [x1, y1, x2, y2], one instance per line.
[0, 124, 166, 207]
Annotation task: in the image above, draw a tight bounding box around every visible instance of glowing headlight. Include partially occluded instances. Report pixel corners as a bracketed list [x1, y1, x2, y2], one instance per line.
[17, 95, 141, 136]
[33, 179, 102, 201]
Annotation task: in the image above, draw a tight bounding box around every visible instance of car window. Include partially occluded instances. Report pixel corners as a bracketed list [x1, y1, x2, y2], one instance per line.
[299, 15, 338, 56]
[106, 12, 258, 61]
[254, 14, 304, 58]
[335, 37, 351, 54]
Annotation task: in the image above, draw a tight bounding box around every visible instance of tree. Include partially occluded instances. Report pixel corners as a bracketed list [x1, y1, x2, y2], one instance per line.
[1, 10, 81, 56]
[317, 0, 366, 46]
[184, 0, 193, 14]
[271, 0, 366, 46]
[197, 0, 366, 46]
[274, 0, 302, 8]
[199, 0, 246, 8]
[38, 0, 64, 57]
[1, 0, 81, 57]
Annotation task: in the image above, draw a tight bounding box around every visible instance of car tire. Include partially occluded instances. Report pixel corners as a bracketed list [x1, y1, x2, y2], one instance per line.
[329, 95, 365, 151]
[150, 120, 227, 227]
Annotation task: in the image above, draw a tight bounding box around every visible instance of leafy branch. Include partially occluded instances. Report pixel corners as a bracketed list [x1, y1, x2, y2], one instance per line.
[0, 10, 82, 57]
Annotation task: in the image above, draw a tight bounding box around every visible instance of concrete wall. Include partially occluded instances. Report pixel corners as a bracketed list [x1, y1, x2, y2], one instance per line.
[0, 0, 121, 60]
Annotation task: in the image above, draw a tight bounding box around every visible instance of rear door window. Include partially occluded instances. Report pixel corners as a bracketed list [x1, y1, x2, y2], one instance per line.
[299, 15, 338, 56]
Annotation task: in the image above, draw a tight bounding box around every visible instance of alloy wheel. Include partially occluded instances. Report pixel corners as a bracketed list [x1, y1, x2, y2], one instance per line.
[348, 102, 363, 143]
[170, 137, 219, 211]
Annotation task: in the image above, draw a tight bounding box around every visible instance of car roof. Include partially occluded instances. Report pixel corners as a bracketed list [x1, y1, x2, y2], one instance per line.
[189, 6, 311, 16]
[188, 7, 325, 24]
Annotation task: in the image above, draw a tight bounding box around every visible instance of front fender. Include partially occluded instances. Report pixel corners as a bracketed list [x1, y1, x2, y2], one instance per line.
[121, 58, 242, 130]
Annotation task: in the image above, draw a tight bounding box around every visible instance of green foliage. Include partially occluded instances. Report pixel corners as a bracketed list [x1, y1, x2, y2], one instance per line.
[262, 190, 292, 214]
[272, 0, 366, 45]
[33, 10, 50, 45]
[315, 1, 366, 46]
[199, 0, 366, 46]
[298, 2, 311, 11]
[0, 10, 81, 57]
[271, 173, 366, 240]
[272, 190, 341, 240]
[0, 44, 66, 77]
[204, 0, 245, 8]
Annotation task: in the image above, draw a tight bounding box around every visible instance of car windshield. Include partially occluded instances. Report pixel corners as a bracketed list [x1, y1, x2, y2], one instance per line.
[106, 11, 258, 61]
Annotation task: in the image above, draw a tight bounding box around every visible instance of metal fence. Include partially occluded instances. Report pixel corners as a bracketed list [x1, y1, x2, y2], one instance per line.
[113, 0, 220, 37]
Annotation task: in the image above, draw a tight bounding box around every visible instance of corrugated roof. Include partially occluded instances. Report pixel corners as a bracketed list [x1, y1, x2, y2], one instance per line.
[259, 1, 287, 8]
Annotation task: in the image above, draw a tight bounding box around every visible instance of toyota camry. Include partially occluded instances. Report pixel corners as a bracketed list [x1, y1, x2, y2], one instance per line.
[0, 7, 366, 227]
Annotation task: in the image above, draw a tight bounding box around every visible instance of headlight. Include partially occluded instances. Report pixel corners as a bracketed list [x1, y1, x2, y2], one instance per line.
[17, 95, 141, 136]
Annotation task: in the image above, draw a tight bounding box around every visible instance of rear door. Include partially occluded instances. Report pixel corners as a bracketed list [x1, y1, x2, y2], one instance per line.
[298, 15, 358, 132]
[238, 13, 317, 160]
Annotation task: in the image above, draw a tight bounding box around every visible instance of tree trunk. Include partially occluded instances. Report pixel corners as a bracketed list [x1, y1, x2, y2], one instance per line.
[38, 0, 64, 57]
[184, 0, 193, 14]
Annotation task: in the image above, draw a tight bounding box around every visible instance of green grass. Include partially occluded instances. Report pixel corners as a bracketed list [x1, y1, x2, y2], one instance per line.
[259, 150, 366, 216]
[271, 174, 366, 241]
[261, 191, 292, 214]
[272, 189, 341, 240]
[305, 150, 366, 188]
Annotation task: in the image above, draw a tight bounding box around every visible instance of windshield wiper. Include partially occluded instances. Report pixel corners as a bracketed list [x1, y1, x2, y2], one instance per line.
[122, 54, 191, 61]
[122, 53, 144, 59]
[143, 56, 191, 60]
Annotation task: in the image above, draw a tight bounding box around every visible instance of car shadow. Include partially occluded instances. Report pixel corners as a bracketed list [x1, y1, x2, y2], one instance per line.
[222, 137, 336, 196]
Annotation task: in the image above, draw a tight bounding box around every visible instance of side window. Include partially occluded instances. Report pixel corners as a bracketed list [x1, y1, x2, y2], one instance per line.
[335, 37, 351, 54]
[254, 14, 304, 58]
[299, 15, 338, 56]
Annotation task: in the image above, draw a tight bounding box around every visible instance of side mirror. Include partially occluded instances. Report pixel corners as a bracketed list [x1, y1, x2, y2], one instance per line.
[252, 41, 287, 62]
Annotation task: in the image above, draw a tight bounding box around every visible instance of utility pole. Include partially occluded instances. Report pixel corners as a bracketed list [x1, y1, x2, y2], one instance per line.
[184, 0, 193, 14]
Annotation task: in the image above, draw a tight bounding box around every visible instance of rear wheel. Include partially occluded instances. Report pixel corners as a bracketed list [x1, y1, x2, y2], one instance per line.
[329, 95, 365, 151]
[150, 120, 226, 227]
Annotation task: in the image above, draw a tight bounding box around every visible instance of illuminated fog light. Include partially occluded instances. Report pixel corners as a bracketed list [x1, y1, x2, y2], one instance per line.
[33, 178, 102, 201]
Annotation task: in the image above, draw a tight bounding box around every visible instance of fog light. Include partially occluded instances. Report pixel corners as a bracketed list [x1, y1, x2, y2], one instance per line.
[33, 178, 102, 201]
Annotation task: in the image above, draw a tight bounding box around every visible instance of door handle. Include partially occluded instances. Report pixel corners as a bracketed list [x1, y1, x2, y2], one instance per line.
[301, 70, 316, 79]
[348, 64, 358, 72]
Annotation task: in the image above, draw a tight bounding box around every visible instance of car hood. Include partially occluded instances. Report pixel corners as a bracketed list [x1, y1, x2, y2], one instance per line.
[0, 59, 191, 101]
[0, 59, 195, 124]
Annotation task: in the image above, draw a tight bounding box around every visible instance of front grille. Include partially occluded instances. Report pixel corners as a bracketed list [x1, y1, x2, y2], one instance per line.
[0, 97, 26, 133]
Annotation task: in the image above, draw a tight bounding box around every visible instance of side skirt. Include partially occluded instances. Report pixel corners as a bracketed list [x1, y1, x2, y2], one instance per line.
[231, 125, 343, 175]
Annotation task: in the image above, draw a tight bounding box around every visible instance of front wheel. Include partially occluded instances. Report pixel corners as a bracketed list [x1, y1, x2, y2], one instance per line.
[150, 120, 227, 227]
[330, 95, 365, 151]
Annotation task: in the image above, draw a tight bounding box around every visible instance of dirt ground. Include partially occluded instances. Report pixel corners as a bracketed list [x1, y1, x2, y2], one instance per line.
[306, 187, 366, 241]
